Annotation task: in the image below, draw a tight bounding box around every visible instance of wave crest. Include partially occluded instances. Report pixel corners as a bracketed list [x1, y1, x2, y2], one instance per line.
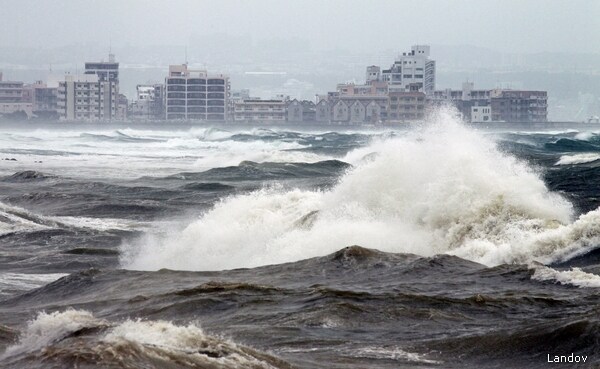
[1, 310, 291, 368]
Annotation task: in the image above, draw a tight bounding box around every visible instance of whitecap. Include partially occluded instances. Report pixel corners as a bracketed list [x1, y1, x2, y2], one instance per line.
[555, 153, 600, 165]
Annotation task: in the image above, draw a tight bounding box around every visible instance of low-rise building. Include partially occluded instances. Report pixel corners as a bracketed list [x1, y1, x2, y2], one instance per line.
[490, 90, 547, 122]
[0, 73, 33, 118]
[429, 82, 492, 121]
[335, 81, 388, 96]
[130, 84, 164, 120]
[287, 99, 303, 122]
[329, 96, 388, 124]
[233, 99, 286, 122]
[387, 91, 426, 122]
[301, 100, 316, 121]
[332, 100, 349, 122]
[429, 82, 547, 122]
[349, 100, 366, 123]
[315, 99, 330, 123]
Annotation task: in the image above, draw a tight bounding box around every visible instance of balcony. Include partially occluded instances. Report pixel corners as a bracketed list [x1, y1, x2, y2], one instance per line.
[187, 93, 206, 99]
[187, 85, 206, 92]
[207, 85, 225, 92]
[167, 78, 186, 85]
[167, 86, 186, 92]
[167, 92, 186, 99]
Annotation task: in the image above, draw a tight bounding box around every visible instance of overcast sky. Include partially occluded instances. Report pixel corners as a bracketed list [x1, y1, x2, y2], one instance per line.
[1, 0, 599, 54]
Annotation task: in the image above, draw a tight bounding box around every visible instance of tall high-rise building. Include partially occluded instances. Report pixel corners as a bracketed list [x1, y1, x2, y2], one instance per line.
[165, 64, 229, 121]
[382, 45, 436, 94]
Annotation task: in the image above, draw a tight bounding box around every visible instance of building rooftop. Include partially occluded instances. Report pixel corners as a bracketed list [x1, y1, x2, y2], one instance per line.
[239, 99, 285, 103]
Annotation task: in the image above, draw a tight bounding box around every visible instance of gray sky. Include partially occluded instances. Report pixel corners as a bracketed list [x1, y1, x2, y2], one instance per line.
[1, 0, 599, 54]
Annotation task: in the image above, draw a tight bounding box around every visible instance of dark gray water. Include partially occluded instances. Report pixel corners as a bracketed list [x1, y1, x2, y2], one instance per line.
[1, 118, 600, 368]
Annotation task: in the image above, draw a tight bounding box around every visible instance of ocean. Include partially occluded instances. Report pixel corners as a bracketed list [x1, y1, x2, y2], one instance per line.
[1, 111, 600, 368]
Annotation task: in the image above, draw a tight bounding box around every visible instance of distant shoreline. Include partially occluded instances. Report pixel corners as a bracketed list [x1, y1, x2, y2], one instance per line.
[0, 120, 598, 132]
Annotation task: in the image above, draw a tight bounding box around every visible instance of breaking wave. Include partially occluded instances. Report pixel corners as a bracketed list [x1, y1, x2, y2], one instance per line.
[0, 201, 144, 236]
[555, 153, 600, 165]
[531, 264, 600, 288]
[1, 310, 290, 368]
[121, 110, 600, 271]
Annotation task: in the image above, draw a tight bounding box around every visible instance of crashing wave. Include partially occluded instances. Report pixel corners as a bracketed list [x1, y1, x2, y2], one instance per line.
[1, 310, 291, 368]
[555, 153, 600, 165]
[0, 201, 145, 236]
[121, 111, 600, 274]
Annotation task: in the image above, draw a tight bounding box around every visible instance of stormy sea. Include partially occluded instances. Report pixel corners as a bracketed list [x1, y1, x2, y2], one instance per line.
[2, 111, 600, 368]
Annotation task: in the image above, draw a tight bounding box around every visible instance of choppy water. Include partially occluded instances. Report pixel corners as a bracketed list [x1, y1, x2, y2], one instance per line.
[2, 113, 600, 368]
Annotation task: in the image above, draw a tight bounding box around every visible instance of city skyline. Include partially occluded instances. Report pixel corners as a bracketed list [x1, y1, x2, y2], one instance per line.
[1, 0, 599, 122]
[1, 44, 553, 124]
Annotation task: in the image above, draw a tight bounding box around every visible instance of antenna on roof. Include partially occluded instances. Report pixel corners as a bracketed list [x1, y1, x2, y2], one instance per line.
[185, 46, 188, 66]
[108, 36, 116, 63]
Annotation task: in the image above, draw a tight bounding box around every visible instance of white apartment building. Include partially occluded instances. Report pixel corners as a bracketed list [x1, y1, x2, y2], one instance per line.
[382, 45, 436, 94]
[57, 55, 120, 121]
[165, 64, 229, 121]
[57, 74, 117, 121]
